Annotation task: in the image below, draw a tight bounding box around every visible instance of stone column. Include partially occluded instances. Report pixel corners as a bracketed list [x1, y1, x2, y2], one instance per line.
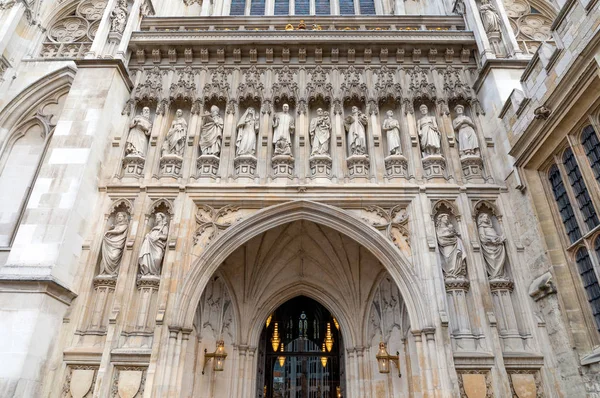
[489, 279, 522, 351]
[0, 2, 24, 57]
[86, 0, 119, 58]
[87, 275, 117, 332]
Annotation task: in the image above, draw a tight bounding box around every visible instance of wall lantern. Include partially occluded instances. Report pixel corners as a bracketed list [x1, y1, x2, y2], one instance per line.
[375, 342, 400, 377]
[202, 340, 227, 374]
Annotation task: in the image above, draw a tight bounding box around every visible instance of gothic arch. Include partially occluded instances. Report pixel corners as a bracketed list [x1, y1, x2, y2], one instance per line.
[174, 200, 432, 332]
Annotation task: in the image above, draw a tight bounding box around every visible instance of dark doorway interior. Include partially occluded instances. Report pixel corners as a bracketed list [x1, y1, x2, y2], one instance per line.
[257, 296, 344, 398]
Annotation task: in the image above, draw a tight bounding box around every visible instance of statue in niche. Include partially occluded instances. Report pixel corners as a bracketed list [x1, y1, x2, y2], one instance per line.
[199, 105, 224, 157]
[110, 0, 127, 34]
[98, 212, 129, 276]
[453, 105, 480, 156]
[161, 109, 187, 158]
[125, 106, 152, 158]
[138, 212, 169, 277]
[479, 0, 501, 34]
[382, 110, 402, 156]
[272, 103, 295, 156]
[235, 107, 259, 156]
[344, 105, 368, 156]
[417, 104, 441, 157]
[435, 213, 467, 279]
[477, 213, 507, 280]
[309, 108, 331, 156]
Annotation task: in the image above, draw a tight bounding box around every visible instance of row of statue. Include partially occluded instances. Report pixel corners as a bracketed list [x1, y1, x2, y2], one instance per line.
[124, 103, 481, 163]
[435, 212, 507, 281]
[99, 212, 169, 278]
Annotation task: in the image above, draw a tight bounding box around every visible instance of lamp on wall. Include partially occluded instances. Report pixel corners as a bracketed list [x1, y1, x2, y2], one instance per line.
[202, 340, 228, 374]
[375, 342, 400, 377]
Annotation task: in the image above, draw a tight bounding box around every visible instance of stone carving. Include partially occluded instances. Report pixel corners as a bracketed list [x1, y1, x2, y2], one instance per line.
[134, 67, 162, 104]
[508, 370, 543, 398]
[194, 204, 241, 246]
[238, 66, 264, 103]
[170, 66, 196, 103]
[480, 0, 501, 34]
[203, 66, 230, 103]
[161, 109, 187, 157]
[341, 66, 367, 102]
[199, 105, 223, 157]
[271, 66, 298, 105]
[345, 106, 368, 156]
[110, 367, 146, 398]
[382, 110, 402, 155]
[458, 370, 494, 398]
[98, 212, 129, 276]
[199, 276, 234, 342]
[368, 276, 407, 342]
[418, 104, 441, 156]
[361, 205, 409, 250]
[528, 272, 556, 301]
[309, 108, 331, 156]
[407, 66, 436, 111]
[477, 213, 507, 280]
[375, 66, 402, 103]
[236, 107, 259, 156]
[125, 107, 152, 158]
[110, 0, 127, 34]
[453, 105, 480, 156]
[138, 213, 169, 276]
[49, 17, 88, 43]
[306, 66, 333, 103]
[435, 213, 467, 278]
[62, 365, 98, 398]
[272, 104, 295, 156]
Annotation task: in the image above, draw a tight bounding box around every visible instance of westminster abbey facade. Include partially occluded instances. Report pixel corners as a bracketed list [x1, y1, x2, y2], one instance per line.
[0, 0, 599, 397]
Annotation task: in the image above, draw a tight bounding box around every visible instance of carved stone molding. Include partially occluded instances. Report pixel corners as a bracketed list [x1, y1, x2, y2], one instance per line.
[110, 366, 147, 398]
[237, 66, 264, 103]
[194, 204, 241, 246]
[169, 66, 197, 103]
[271, 66, 298, 105]
[306, 66, 333, 104]
[340, 66, 368, 103]
[62, 365, 99, 398]
[457, 370, 494, 398]
[359, 205, 410, 251]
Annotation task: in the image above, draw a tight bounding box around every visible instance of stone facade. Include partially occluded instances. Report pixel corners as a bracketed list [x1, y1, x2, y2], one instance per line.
[0, 0, 598, 397]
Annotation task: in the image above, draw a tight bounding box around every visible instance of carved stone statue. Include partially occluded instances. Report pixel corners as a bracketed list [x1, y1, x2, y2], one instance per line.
[99, 212, 129, 276]
[435, 213, 467, 278]
[161, 109, 187, 157]
[110, 0, 128, 34]
[480, 1, 501, 34]
[273, 103, 295, 156]
[453, 105, 480, 156]
[199, 105, 224, 157]
[138, 212, 169, 276]
[345, 106, 368, 156]
[477, 213, 507, 280]
[309, 108, 331, 156]
[235, 107, 259, 156]
[125, 107, 152, 158]
[382, 110, 402, 155]
[417, 104, 441, 156]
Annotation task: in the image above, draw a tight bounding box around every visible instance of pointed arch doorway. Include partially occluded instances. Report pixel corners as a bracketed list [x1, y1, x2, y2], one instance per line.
[257, 296, 344, 398]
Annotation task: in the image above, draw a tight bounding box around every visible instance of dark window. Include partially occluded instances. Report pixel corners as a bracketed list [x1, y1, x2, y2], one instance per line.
[360, 0, 376, 14]
[549, 164, 582, 243]
[576, 248, 600, 331]
[339, 0, 355, 15]
[595, 236, 600, 262]
[295, 0, 310, 14]
[563, 148, 599, 230]
[230, 0, 246, 15]
[315, 0, 330, 14]
[250, 0, 266, 15]
[582, 125, 600, 183]
[274, 0, 289, 14]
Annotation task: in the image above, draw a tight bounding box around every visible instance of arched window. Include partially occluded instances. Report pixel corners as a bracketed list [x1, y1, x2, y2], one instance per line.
[315, 0, 330, 14]
[501, 0, 555, 55]
[295, 0, 310, 14]
[230, 0, 246, 15]
[576, 248, 600, 331]
[360, 0, 376, 14]
[339, 0, 355, 15]
[582, 125, 600, 183]
[563, 148, 599, 230]
[549, 164, 582, 243]
[274, 0, 289, 14]
[250, 0, 266, 15]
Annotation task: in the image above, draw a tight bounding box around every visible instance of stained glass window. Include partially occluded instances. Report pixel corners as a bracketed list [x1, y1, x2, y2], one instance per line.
[250, 0, 266, 15]
[576, 248, 600, 331]
[563, 148, 599, 230]
[360, 0, 376, 14]
[315, 0, 330, 14]
[230, 0, 246, 15]
[549, 164, 582, 243]
[582, 125, 600, 183]
[295, 0, 310, 14]
[339, 0, 355, 15]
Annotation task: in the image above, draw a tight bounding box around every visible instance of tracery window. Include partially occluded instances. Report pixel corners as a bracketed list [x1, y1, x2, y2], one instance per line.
[502, 0, 555, 55]
[582, 125, 600, 183]
[576, 248, 600, 331]
[549, 164, 582, 244]
[563, 148, 599, 231]
[40, 0, 108, 59]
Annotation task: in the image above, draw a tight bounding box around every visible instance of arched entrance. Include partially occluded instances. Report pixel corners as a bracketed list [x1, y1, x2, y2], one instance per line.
[258, 296, 344, 398]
